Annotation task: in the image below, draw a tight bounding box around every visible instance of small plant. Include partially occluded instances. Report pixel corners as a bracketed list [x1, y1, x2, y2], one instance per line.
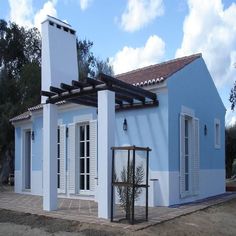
[114, 160, 144, 220]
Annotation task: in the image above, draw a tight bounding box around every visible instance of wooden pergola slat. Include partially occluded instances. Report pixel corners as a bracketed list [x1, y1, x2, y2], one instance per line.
[60, 83, 74, 92]
[41, 90, 56, 97]
[50, 86, 65, 94]
[99, 73, 157, 101]
[72, 80, 89, 89]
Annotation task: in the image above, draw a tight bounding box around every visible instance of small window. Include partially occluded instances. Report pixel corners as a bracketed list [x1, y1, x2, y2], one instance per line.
[214, 119, 221, 149]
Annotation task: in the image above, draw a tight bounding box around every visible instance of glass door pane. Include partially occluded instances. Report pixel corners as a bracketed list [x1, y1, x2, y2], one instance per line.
[79, 124, 90, 191]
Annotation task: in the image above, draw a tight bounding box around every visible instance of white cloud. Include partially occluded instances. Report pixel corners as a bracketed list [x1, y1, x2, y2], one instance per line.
[176, 0, 236, 125]
[110, 35, 165, 74]
[34, 0, 58, 31]
[120, 0, 164, 32]
[8, 0, 58, 31]
[79, 0, 93, 11]
[8, 0, 34, 28]
[176, 0, 236, 89]
[226, 109, 236, 127]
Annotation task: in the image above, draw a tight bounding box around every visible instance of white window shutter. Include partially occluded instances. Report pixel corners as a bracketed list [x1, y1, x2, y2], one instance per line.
[68, 123, 76, 194]
[59, 125, 66, 193]
[179, 113, 186, 198]
[192, 118, 200, 195]
[89, 120, 97, 192]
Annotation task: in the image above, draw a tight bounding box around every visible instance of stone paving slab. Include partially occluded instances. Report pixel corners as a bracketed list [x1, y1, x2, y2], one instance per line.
[0, 190, 236, 231]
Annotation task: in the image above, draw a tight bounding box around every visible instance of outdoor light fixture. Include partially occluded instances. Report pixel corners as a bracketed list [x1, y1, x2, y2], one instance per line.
[123, 118, 128, 131]
[31, 131, 35, 141]
[204, 125, 207, 136]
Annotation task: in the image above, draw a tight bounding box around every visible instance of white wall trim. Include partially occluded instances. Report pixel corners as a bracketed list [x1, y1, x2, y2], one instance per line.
[214, 118, 221, 149]
[21, 124, 32, 192]
[73, 114, 93, 123]
[181, 105, 195, 117]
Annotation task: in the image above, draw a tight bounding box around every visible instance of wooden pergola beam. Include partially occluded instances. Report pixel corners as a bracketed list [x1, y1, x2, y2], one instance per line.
[115, 93, 133, 104]
[116, 100, 158, 111]
[85, 77, 103, 86]
[68, 98, 97, 107]
[42, 74, 158, 109]
[46, 83, 108, 104]
[99, 73, 157, 101]
[109, 86, 145, 103]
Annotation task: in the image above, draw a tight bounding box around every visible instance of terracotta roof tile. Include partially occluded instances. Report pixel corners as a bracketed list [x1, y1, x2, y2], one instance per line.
[10, 111, 31, 122]
[115, 53, 202, 87]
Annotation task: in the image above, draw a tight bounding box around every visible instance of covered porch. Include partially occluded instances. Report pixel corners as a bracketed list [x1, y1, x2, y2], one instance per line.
[41, 73, 158, 219]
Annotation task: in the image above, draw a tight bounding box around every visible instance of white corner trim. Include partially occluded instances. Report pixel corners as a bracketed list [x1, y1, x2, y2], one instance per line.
[73, 114, 93, 123]
[181, 105, 195, 117]
[214, 118, 221, 149]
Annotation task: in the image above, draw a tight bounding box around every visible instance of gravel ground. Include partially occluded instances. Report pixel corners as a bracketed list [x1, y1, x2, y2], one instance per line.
[0, 198, 236, 236]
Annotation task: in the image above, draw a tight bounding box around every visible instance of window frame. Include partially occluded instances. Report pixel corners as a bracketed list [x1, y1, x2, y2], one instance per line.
[214, 118, 221, 149]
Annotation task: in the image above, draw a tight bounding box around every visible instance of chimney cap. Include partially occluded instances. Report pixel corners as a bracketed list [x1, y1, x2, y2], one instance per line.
[41, 15, 75, 31]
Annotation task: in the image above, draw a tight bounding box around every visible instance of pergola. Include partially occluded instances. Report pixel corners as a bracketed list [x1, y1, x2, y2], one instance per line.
[41, 73, 159, 109]
[41, 73, 158, 219]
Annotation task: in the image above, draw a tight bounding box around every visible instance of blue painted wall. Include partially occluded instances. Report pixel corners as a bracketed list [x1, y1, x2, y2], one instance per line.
[167, 58, 225, 172]
[32, 116, 43, 171]
[15, 127, 21, 171]
[115, 92, 169, 172]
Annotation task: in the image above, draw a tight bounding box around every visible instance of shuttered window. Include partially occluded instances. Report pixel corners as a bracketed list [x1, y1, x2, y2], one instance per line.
[58, 125, 66, 193]
[68, 123, 76, 194]
[180, 113, 199, 198]
[89, 120, 97, 192]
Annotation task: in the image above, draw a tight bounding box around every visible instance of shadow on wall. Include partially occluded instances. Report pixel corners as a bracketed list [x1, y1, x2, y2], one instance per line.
[115, 108, 168, 172]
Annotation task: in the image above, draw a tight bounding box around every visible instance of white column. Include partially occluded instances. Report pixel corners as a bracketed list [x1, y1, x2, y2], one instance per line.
[97, 90, 115, 219]
[43, 103, 58, 211]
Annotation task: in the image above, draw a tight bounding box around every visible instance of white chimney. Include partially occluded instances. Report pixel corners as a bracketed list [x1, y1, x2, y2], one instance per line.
[41, 16, 78, 103]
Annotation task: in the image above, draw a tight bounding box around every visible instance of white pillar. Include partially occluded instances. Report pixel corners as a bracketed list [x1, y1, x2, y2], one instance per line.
[97, 90, 115, 219]
[43, 103, 58, 211]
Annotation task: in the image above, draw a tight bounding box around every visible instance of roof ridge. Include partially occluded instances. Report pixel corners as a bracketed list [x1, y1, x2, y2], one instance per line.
[115, 53, 202, 78]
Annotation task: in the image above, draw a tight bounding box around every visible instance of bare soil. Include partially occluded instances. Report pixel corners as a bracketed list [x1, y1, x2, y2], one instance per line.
[0, 198, 236, 236]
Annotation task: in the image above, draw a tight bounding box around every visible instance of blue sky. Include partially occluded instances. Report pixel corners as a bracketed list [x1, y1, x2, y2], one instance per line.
[0, 0, 236, 125]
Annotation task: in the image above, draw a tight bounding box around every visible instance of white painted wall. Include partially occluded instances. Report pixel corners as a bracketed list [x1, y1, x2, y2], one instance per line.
[14, 170, 22, 193]
[31, 171, 43, 195]
[97, 90, 115, 219]
[41, 16, 78, 103]
[169, 169, 225, 205]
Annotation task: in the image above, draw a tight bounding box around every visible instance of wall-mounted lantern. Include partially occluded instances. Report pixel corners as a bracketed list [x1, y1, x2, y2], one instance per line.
[204, 125, 207, 136]
[31, 131, 35, 141]
[123, 118, 128, 131]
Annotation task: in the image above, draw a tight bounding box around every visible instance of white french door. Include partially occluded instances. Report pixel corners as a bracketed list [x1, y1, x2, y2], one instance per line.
[77, 123, 90, 192]
[180, 113, 199, 198]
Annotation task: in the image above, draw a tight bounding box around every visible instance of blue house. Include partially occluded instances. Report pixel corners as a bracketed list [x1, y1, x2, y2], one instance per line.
[11, 17, 225, 218]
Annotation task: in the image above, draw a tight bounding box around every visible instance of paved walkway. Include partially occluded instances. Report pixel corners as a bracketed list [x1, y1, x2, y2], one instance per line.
[0, 187, 236, 231]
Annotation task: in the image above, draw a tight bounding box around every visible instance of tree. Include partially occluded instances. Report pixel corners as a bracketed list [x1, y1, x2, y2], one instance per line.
[77, 40, 113, 80]
[225, 123, 236, 178]
[0, 19, 113, 184]
[0, 20, 41, 183]
[230, 81, 236, 111]
[94, 57, 114, 78]
[114, 161, 144, 221]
